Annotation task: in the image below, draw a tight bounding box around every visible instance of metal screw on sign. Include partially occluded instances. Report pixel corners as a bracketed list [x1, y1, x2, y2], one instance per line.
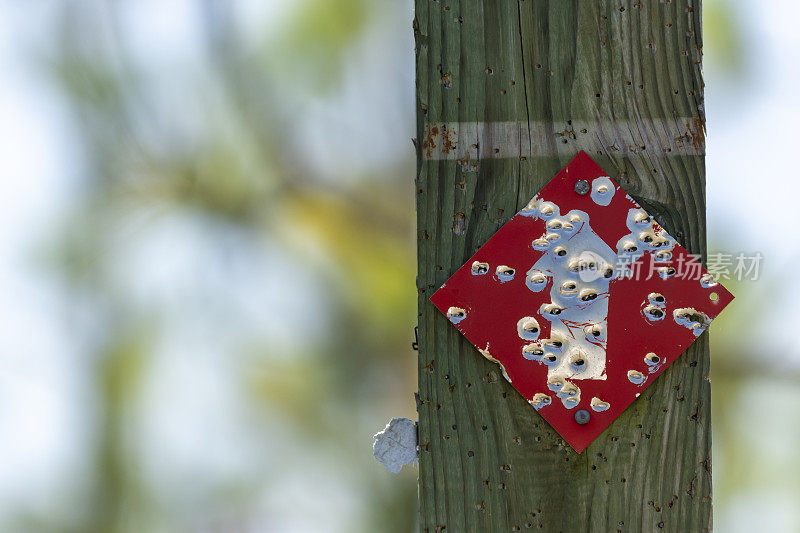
[574, 179, 591, 195]
[574, 409, 591, 425]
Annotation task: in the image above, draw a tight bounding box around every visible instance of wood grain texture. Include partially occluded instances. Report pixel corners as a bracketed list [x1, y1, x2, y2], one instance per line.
[414, 1, 710, 531]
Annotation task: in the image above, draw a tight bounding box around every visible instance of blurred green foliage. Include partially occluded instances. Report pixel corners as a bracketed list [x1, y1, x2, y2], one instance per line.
[24, 1, 417, 532]
[705, 0, 747, 76]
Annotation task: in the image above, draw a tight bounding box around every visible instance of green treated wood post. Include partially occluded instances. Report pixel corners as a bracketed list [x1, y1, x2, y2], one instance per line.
[414, 1, 710, 531]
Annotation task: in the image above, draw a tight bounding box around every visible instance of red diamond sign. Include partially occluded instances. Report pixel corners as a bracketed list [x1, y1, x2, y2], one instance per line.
[430, 152, 733, 452]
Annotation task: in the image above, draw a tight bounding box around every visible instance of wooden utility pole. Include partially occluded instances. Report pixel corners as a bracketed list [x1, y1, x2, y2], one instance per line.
[414, 1, 710, 531]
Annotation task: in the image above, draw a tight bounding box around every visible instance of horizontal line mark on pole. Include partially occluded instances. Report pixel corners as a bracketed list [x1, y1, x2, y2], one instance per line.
[421, 118, 705, 162]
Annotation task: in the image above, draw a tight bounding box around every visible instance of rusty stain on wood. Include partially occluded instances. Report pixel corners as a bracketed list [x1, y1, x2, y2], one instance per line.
[421, 119, 707, 160]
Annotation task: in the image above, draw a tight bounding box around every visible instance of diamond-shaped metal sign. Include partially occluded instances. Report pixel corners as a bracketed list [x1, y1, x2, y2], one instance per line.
[430, 151, 733, 452]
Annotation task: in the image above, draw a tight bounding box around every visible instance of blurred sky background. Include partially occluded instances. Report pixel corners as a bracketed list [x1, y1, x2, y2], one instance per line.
[0, 0, 797, 532]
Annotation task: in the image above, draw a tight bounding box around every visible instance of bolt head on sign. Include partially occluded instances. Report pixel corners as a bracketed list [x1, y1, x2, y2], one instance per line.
[430, 151, 734, 452]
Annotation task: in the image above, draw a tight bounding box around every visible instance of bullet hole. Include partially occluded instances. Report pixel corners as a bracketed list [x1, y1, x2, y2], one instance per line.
[447, 307, 467, 324]
[560, 280, 578, 296]
[544, 338, 563, 350]
[498, 482, 506, 489]
[628, 370, 646, 385]
[471, 261, 489, 275]
[639, 231, 654, 243]
[623, 241, 638, 252]
[485, 67, 493, 75]
[557, 381, 580, 399]
[467, 450, 474, 457]
[547, 218, 563, 230]
[674, 307, 710, 335]
[496, 265, 515, 282]
[539, 202, 556, 217]
[591, 397, 610, 412]
[522, 343, 545, 360]
[532, 238, 551, 250]
[645, 352, 661, 366]
[554, 246, 568, 257]
[709, 292, 719, 301]
[547, 376, 565, 392]
[567, 258, 581, 272]
[452, 424, 457, 430]
[570, 353, 587, 373]
[579, 288, 599, 302]
[542, 354, 559, 366]
[481, 425, 488, 431]
[657, 266, 676, 279]
[644, 305, 665, 321]
[655, 249, 672, 262]
[517, 317, 541, 340]
[701, 273, 718, 288]
[585, 323, 604, 340]
[541, 303, 563, 316]
[596, 93, 601, 98]
[648, 293, 666, 305]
